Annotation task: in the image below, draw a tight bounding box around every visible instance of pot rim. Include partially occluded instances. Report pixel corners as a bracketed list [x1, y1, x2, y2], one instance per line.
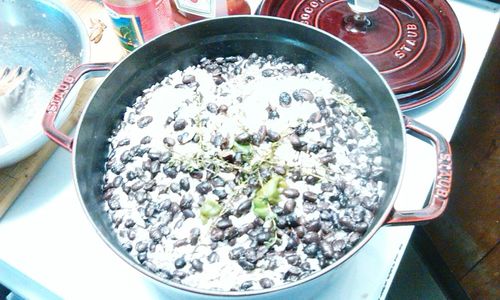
[71, 15, 406, 297]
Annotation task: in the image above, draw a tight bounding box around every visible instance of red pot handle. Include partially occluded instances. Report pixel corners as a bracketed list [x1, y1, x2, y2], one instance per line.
[385, 116, 452, 225]
[42, 63, 115, 152]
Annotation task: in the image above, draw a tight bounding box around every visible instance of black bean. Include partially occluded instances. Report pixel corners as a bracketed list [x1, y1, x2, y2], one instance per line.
[303, 243, 319, 257]
[120, 150, 132, 163]
[283, 188, 300, 199]
[110, 162, 125, 174]
[302, 231, 320, 244]
[262, 69, 274, 77]
[235, 132, 251, 144]
[111, 213, 123, 227]
[224, 227, 239, 241]
[158, 200, 171, 212]
[305, 175, 319, 185]
[143, 260, 158, 273]
[320, 241, 335, 259]
[211, 188, 226, 200]
[163, 137, 176, 147]
[117, 138, 130, 147]
[180, 194, 193, 209]
[140, 136, 152, 144]
[217, 104, 228, 115]
[279, 92, 292, 106]
[208, 251, 219, 263]
[182, 74, 196, 84]
[173, 270, 187, 279]
[208, 177, 224, 188]
[256, 232, 271, 245]
[309, 111, 322, 123]
[332, 239, 346, 252]
[177, 132, 191, 144]
[174, 238, 188, 247]
[315, 96, 327, 109]
[108, 195, 121, 210]
[163, 166, 178, 178]
[268, 109, 280, 120]
[216, 218, 233, 230]
[273, 165, 286, 176]
[205, 102, 218, 114]
[136, 241, 148, 253]
[173, 119, 187, 131]
[286, 214, 299, 227]
[305, 219, 322, 232]
[188, 259, 203, 272]
[137, 116, 153, 128]
[182, 209, 195, 219]
[229, 247, 245, 260]
[190, 169, 203, 179]
[149, 161, 160, 175]
[295, 225, 306, 238]
[308, 143, 320, 154]
[174, 257, 186, 269]
[103, 188, 114, 200]
[238, 258, 255, 271]
[354, 222, 368, 233]
[259, 278, 274, 289]
[238, 223, 254, 236]
[259, 168, 272, 182]
[294, 124, 308, 137]
[272, 205, 285, 216]
[286, 254, 301, 266]
[135, 252, 147, 263]
[213, 75, 225, 85]
[112, 176, 123, 188]
[289, 135, 307, 151]
[210, 227, 224, 242]
[126, 170, 137, 181]
[196, 181, 212, 194]
[293, 89, 313, 102]
[124, 218, 136, 228]
[145, 203, 158, 217]
[149, 228, 162, 242]
[236, 200, 252, 216]
[148, 150, 162, 161]
[266, 130, 281, 142]
[303, 191, 318, 202]
[127, 229, 136, 240]
[244, 248, 258, 263]
[159, 152, 172, 164]
[132, 180, 146, 191]
[144, 180, 156, 192]
[240, 281, 253, 291]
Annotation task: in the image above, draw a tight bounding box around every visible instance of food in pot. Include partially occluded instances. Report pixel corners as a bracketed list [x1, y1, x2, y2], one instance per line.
[102, 54, 386, 291]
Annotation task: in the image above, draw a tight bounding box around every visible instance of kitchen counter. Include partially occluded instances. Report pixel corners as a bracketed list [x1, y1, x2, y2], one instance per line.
[0, 0, 498, 299]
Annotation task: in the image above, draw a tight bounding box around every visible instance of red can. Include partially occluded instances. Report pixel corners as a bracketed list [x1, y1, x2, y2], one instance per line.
[103, 0, 175, 51]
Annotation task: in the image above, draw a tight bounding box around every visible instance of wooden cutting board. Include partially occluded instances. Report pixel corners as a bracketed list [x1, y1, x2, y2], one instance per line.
[0, 0, 124, 218]
[0, 80, 100, 217]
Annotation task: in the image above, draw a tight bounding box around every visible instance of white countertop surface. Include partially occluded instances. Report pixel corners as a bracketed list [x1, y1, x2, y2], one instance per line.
[0, 1, 498, 299]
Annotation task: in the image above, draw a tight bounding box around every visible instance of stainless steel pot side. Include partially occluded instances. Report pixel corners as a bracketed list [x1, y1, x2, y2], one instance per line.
[43, 16, 452, 299]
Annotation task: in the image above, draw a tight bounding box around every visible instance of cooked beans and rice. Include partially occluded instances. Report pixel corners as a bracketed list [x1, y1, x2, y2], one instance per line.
[102, 54, 386, 291]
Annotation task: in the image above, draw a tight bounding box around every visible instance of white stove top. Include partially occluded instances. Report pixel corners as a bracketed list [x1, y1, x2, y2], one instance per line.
[0, 1, 498, 299]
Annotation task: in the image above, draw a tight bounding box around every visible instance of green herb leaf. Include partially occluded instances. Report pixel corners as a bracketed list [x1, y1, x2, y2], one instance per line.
[252, 175, 286, 219]
[200, 199, 222, 224]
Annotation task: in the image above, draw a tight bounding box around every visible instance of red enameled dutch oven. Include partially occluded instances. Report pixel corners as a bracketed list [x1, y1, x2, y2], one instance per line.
[42, 16, 452, 299]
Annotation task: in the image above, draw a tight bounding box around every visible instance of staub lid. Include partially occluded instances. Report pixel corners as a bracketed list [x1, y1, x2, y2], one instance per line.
[259, 0, 464, 105]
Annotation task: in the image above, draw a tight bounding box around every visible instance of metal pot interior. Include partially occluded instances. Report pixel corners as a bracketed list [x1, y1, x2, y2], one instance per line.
[73, 16, 405, 295]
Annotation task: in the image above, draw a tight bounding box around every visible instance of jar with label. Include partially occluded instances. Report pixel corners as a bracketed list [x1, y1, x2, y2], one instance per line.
[103, 0, 175, 51]
[168, 0, 251, 25]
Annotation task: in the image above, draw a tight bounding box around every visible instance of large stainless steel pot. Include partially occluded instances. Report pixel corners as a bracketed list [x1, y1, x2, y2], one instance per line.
[43, 16, 452, 299]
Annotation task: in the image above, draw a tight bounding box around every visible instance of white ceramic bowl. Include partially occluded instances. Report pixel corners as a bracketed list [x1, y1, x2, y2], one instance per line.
[0, 0, 90, 168]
